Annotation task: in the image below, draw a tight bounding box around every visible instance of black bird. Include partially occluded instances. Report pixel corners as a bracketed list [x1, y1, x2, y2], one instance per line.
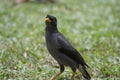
[45, 15, 91, 80]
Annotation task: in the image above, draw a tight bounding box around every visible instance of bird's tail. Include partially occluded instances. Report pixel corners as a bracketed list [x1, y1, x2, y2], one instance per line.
[78, 65, 91, 80]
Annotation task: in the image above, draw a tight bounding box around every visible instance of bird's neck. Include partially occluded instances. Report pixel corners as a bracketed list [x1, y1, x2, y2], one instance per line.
[45, 26, 59, 33]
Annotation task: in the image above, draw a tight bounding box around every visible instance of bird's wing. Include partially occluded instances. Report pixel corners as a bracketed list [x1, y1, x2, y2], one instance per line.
[57, 34, 88, 66]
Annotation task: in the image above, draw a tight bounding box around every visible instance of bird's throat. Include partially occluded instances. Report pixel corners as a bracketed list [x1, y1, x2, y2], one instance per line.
[46, 26, 58, 33]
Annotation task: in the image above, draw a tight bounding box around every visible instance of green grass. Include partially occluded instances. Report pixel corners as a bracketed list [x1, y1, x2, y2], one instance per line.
[0, 0, 120, 80]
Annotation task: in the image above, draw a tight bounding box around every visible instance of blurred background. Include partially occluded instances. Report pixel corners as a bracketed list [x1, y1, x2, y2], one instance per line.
[0, 0, 120, 80]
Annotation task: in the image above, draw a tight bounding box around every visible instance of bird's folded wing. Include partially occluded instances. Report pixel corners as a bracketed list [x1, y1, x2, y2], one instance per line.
[57, 34, 88, 66]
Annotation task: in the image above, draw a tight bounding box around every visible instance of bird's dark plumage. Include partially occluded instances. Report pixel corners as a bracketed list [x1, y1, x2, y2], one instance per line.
[45, 15, 91, 80]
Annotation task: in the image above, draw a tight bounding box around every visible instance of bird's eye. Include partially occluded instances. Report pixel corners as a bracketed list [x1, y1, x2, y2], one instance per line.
[49, 18, 53, 21]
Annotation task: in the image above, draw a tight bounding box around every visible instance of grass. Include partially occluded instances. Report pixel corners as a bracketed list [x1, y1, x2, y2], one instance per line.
[0, 0, 120, 80]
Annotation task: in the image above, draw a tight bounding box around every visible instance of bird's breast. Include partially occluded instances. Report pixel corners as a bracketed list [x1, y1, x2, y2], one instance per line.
[45, 33, 60, 53]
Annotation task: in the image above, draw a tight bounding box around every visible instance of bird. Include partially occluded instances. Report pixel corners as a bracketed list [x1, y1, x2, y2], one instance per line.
[45, 15, 91, 80]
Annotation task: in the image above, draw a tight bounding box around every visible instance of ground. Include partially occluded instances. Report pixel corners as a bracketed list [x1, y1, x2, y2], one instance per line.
[0, 0, 120, 80]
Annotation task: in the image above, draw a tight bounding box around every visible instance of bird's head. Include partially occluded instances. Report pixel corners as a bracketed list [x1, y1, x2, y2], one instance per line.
[45, 15, 57, 27]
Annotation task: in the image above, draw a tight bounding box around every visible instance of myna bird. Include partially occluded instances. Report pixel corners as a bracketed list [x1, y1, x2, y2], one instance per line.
[45, 15, 91, 80]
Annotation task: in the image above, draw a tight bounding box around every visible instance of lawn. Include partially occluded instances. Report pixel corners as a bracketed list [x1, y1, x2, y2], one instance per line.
[0, 0, 120, 80]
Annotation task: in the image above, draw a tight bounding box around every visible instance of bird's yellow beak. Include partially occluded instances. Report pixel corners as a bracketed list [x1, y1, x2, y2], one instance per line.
[45, 18, 52, 23]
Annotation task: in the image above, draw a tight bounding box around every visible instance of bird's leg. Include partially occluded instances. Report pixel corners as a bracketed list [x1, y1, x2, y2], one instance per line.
[50, 72, 62, 80]
[50, 64, 64, 80]
[71, 72, 75, 80]
[71, 67, 76, 80]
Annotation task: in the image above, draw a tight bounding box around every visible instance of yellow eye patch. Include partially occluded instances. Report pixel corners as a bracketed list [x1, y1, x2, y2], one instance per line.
[45, 18, 52, 23]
